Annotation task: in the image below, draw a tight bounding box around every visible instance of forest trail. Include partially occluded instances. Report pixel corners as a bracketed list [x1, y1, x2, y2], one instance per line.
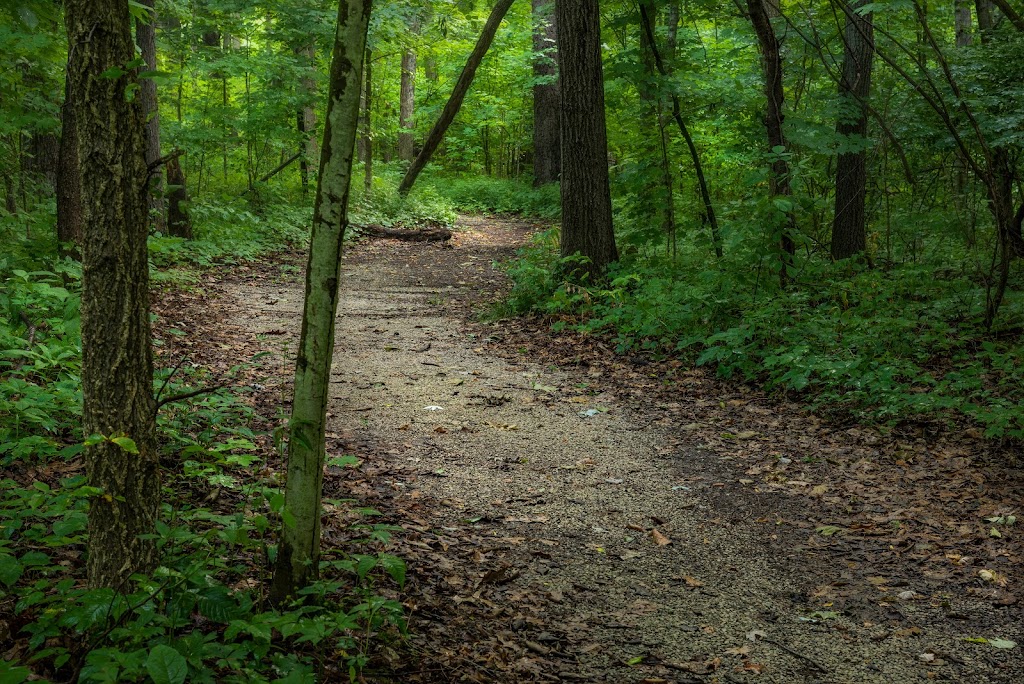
[215, 216, 1021, 683]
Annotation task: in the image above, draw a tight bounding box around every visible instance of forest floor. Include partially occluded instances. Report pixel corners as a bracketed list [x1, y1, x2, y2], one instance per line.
[157, 214, 1023, 683]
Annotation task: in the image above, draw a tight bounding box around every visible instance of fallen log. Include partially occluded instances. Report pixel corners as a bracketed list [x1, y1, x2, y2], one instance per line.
[356, 224, 453, 242]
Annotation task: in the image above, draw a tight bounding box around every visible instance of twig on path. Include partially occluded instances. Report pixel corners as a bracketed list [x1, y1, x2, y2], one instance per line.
[763, 636, 830, 673]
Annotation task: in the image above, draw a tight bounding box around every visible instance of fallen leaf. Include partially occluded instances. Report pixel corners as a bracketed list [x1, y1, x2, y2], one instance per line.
[651, 528, 671, 546]
[682, 575, 704, 588]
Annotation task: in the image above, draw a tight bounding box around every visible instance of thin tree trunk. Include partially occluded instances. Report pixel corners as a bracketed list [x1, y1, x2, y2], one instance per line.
[831, 0, 874, 261]
[398, 0, 517, 196]
[399, 20, 419, 162]
[639, 5, 721, 258]
[746, 0, 796, 285]
[363, 47, 373, 193]
[166, 156, 193, 239]
[557, 0, 618, 278]
[56, 70, 82, 250]
[137, 0, 166, 233]
[297, 43, 318, 196]
[532, 0, 560, 185]
[4, 172, 16, 214]
[270, 0, 371, 604]
[66, 0, 159, 591]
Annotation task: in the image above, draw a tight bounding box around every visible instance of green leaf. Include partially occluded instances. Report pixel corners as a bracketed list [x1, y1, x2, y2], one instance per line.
[989, 638, 1016, 649]
[110, 436, 139, 454]
[99, 67, 126, 80]
[0, 554, 23, 587]
[378, 554, 406, 588]
[0, 657, 31, 683]
[84, 434, 105, 447]
[145, 644, 187, 684]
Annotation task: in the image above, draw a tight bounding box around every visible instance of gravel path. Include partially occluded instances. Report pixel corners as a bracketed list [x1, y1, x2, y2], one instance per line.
[225, 215, 1022, 683]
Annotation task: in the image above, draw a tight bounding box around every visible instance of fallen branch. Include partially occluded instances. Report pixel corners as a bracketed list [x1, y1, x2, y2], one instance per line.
[241, 152, 301, 196]
[356, 224, 453, 242]
[763, 637, 830, 673]
[156, 383, 230, 410]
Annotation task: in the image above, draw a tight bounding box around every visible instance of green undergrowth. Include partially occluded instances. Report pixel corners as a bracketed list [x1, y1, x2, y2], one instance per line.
[1, 208, 407, 682]
[501, 232, 1024, 440]
[419, 173, 561, 219]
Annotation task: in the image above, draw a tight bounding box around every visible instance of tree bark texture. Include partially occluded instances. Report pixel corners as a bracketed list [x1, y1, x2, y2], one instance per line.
[398, 0, 517, 196]
[23, 133, 60, 190]
[270, 0, 371, 603]
[399, 21, 419, 162]
[831, 0, 874, 261]
[746, 0, 796, 284]
[56, 69, 83, 248]
[557, 0, 618, 278]
[532, 0, 561, 185]
[65, 0, 160, 591]
[137, 0, 166, 234]
[166, 156, 193, 239]
[955, 0, 974, 46]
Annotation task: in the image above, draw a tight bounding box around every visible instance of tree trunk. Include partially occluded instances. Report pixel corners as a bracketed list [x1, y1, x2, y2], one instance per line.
[639, 5, 721, 258]
[23, 133, 60, 191]
[166, 156, 193, 239]
[65, 0, 159, 591]
[955, 0, 973, 46]
[399, 21, 419, 163]
[297, 43, 319, 196]
[363, 47, 373, 193]
[557, 0, 618, 279]
[532, 0, 560, 185]
[4, 172, 16, 214]
[746, 0, 796, 285]
[56, 70, 83, 249]
[137, 0, 166, 234]
[831, 0, 874, 261]
[398, 0, 517, 196]
[270, 0, 371, 604]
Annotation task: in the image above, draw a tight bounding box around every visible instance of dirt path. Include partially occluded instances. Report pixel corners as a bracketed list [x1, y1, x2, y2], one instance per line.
[216, 216, 1021, 683]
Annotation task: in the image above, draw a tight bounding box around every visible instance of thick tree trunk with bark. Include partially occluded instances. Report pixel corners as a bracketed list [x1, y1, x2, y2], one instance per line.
[398, 0, 517, 196]
[399, 21, 419, 163]
[557, 0, 618, 279]
[137, 0, 166, 234]
[270, 0, 371, 603]
[746, 0, 796, 284]
[831, 1, 874, 261]
[56, 70, 82, 249]
[66, 0, 159, 591]
[532, 0, 560, 186]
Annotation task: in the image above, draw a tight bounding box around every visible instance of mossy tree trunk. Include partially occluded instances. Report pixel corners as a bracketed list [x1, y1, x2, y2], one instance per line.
[65, 0, 160, 591]
[270, 0, 372, 604]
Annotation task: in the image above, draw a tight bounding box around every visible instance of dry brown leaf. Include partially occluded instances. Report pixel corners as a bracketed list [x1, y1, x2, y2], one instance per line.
[651, 528, 671, 546]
